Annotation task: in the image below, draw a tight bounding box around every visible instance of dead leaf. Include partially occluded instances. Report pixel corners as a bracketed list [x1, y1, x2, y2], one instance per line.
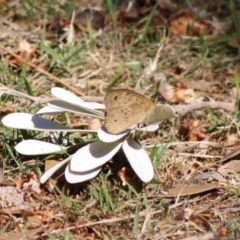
[7, 39, 43, 70]
[169, 9, 217, 37]
[219, 227, 230, 237]
[184, 207, 212, 230]
[179, 120, 209, 142]
[220, 147, 240, 163]
[227, 38, 239, 48]
[44, 159, 65, 184]
[6, 227, 43, 240]
[0, 105, 15, 117]
[22, 171, 41, 194]
[217, 160, 240, 176]
[45, 159, 62, 172]
[162, 183, 218, 197]
[159, 81, 196, 103]
[22, 209, 53, 228]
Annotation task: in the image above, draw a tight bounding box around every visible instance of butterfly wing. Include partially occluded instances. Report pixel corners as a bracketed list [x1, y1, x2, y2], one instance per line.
[104, 89, 154, 134]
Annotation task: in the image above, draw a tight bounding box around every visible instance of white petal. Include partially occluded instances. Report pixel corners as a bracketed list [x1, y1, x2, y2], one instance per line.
[86, 102, 105, 110]
[2, 113, 70, 130]
[40, 156, 71, 184]
[137, 123, 159, 132]
[15, 140, 66, 155]
[65, 164, 102, 183]
[37, 106, 64, 115]
[2, 113, 97, 133]
[98, 126, 129, 142]
[70, 140, 123, 172]
[51, 87, 104, 117]
[48, 100, 104, 119]
[122, 138, 154, 183]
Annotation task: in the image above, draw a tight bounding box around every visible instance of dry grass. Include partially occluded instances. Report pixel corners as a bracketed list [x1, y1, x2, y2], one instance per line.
[0, 0, 240, 239]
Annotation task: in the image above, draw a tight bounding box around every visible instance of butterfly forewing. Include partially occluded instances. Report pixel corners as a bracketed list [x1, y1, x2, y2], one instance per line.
[104, 89, 155, 134]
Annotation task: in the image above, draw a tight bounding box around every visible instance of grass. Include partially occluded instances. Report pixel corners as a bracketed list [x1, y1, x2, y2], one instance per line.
[0, 0, 240, 239]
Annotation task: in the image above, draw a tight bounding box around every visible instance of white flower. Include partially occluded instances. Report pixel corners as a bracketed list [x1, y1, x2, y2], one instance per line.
[1, 87, 177, 185]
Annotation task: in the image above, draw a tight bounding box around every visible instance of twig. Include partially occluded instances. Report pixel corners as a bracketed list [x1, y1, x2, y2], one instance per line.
[0, 43, 84, 97]
[173, 101, 235, 115]
[0, 84, 104, 105]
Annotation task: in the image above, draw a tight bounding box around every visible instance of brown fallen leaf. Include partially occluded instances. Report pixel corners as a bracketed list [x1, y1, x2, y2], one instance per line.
[219, 227, 230, 237]
[22, 209, 53, 228]
[184, 207, 212, 230]
[45, 159, 63, 172]
[160, 183, 218, 197]
[0, 105, 15, 117]
[220, 147, 240, 163]
[169, 9, 218, 37]
[227, 38, 239, 48]
[44, 159, 65, 184]
[7, 39, 44, 70]
[217, 160, 240, 176]
[22, 171, 41, 195]
[179, 119, 209, 142]
[159, 81, 196, 103]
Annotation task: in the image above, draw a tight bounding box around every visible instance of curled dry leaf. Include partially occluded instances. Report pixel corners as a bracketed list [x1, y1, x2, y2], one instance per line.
[159, 81, 196, 103]
[22, 209, 53, 228]
[0, 105, 14, 117]
[179, 120, 209, 142]
[169, 10, 218, 37]
[22, 172, 41, 195]
[219, 227, 230, 237]
[6, 39, 43, 70]
[184, 208, 212, 230]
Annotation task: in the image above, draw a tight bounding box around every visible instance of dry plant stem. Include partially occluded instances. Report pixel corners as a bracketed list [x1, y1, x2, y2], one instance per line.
[173, 101, 234, 115]
[0, 44, 84, 97]
[0, 84, 104, 104]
